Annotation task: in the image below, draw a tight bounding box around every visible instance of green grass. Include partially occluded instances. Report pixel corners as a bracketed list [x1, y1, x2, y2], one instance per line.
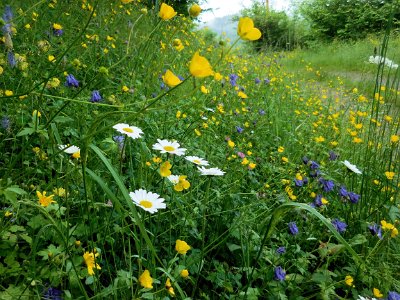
[0, 1, 399, 299]
[282, 34, 400, 101]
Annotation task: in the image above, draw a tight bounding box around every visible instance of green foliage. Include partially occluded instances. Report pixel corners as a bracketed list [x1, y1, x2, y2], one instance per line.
[241, 1, 309, 51]
[300, 0, 400, 40]
[0, 0, 399, 299]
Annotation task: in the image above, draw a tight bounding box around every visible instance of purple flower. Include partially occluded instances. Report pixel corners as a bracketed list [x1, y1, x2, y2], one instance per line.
[368, 223, 382, 239]
[65, 74, 79, 88]
[309, 169, 321, 178]
[53, 29, 63, 36]
[339, 186, 348, 197]
[229, 74, 239, 86]
[294, 179, 303, 187]
[331, 218, 347, 233]
[113, 135, 124, 149]
[302, 156, 309, 164]
[276, 246, 286, 254]
[310, 161, 320, 170]
[2, 23, 12, 35]
[348, 192, 360, 204]
[274, 266, 286, 281]
[1, 116, 11, 130]
[388, 291, 400, 300]
[178, 75, 185, 81]
[314, 194, 324, 207]
[3, 5, 13, 23]
[236, 126, 244, 133]
[42, 287, 63, 300]
[288, 222, 299, 235]
[255, 78, 261, 84]
[90, 90, 102, 103]
[259, 109, 265, 115]
[264, 78, 270, 84]
[237, 152, 246, 159]
[7, 51, 16, 67]
[319, 178, 334, 192]
[329, 150, 338, 161]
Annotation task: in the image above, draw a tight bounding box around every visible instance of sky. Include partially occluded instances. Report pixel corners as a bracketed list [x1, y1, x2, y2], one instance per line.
[200, 0, 291, 23]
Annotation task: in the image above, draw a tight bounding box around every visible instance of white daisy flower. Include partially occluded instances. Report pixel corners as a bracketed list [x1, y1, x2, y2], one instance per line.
[113, 123, 143, 139]
[59, 144, 80, 154]
[197, 166, 225, 176]
[129, 189, 166, 214]
[167, 175, 180, 184]
[185, 156, 209, 166]
[343, 160, 362, 174]
[152, 139, 186, 156]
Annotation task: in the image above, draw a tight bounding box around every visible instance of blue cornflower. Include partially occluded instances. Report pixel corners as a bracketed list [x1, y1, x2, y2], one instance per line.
[274, 266, 286, 281]
[288, 222, 299, 235]
[331, 218, 347, 233]
[65, 74, 79, 88]
[368, 223, 382, 239]
[90, 90, 102, 103]
[302, 156, 309, 164]
[259, 109, 265, 115]
[264, 78, 270, 84]
[178, 75, 185, 81]
[339, 186, 348, 197]
[276, 247, 286, 254]
[255, 78, 261, 84]
[348, 192, 360, 204]
[236, 126, 244, 134]
[319, 178, 335, 192]
[388, 291, 400, 300]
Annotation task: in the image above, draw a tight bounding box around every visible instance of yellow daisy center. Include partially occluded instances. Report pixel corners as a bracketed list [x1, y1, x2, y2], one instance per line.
[140, 200, 153, 208]
[123, 127, 133, 133]
[193, 159, 201, 164]
[163, 145, 175, 151]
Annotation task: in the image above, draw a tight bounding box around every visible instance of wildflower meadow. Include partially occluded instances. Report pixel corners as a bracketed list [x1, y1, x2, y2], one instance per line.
[0, 1, 399, 299]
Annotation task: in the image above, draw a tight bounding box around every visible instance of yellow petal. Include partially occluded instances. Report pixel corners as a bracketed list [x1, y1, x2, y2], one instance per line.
[189, 52, 213, 78]
[238, 17, 254, 37]
[162, 70, 182, 87]
[243, 28, 262, 41]
[159, 3, 177, 20]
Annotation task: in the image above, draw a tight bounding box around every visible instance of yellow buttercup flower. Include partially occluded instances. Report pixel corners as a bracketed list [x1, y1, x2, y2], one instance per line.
[237, 17, 261, 41]
[36, 191, 56, 207]
[373, 288, 383, 298]
[160, 161, 172, 177]
[121, 0, 134, 3]
[189, 51, 213, 78]
[180, 269, 189, 278]
[344, 275, 354, 287]
[159, 3, 177, 20]
[385, 171, 395, 180]
[175, 239, 191, 255]
[83, 251, 101, 275]
[188, 4, 201, 17]
[162, 70, 182, 87]
[139, 270, 153, 289]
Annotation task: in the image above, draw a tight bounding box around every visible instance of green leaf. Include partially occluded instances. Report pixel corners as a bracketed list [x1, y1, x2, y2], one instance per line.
[16, 127, 35, 137]
[85, 276, 94, 285]
[227, 243, 242, 252]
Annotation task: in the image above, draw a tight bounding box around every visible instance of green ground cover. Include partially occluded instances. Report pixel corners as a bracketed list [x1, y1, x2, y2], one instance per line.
[0, 1, 399, 299]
